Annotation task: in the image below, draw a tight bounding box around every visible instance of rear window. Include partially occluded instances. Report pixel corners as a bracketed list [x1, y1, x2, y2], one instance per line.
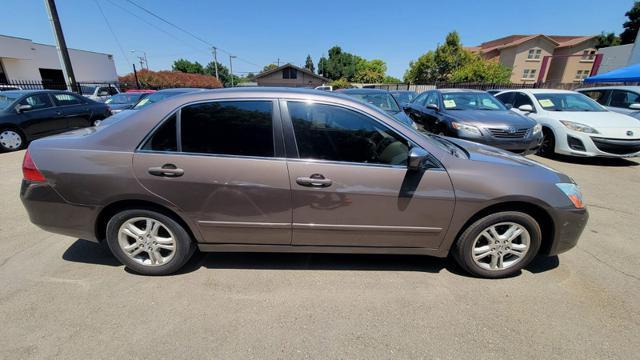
[141, 114, 178, 152]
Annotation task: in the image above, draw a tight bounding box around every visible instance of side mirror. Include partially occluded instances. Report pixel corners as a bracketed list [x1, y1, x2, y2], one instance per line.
[518, 104, 534, 112]
[629, 103, 640, 110]
[408, 147, 429, 171]
[16, 104, 32, 113]
[98, 91, 109, 96]
[505, 103, 513, 109]
[426, 103, 439, 112]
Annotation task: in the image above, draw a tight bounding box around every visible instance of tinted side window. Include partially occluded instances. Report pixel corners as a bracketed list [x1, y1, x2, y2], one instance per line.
[610, 90, 640, 108]
[582, 90, 608, 105]
[425, 92, 439, 107]
[142, 114, 177, 152]
[52, 93, 82, 106]
[495, 92, 515, 107]
[513, 93, 534, 109]
[288, 102, 409, 166]
[20, 94, 53, 110]
[181, 101, 274, 157]
[412, 92, 428, 105]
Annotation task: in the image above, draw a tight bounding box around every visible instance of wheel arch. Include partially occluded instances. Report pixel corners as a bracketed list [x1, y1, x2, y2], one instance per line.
[451, 201, 555, 256]
[95, 199, 200, 243]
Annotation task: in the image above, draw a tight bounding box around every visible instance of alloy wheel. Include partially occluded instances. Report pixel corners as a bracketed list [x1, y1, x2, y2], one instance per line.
[117, 217, 176, 266]
[0, 130, 23, 150]
[471, 222, 530, 271]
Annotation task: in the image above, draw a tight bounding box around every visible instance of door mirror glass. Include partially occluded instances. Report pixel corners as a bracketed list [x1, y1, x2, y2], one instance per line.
[504, 103, 513, 109]
[426, 103, 439, 111]
[629, 103, 640, 110]
[16, 104, 32, 113]
[518, 104, 533, 112]
[408, 147, 429, 170]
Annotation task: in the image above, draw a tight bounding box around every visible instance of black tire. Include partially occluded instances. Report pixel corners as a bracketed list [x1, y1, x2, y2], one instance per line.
[0, 128, 26, 152]
[537, 128, 555, 157]
[106, 209, 196, 275]
[452, 211, 542, 279]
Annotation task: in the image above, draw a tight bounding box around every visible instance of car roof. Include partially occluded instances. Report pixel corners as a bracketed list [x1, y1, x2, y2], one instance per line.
[500, 88, 577, 94]
[155, 87, 208, 93]
[437, 88, 486, 93]
[389, 90, 415, 93]
[337, 88, 391, 95]
[0, 89, 75, 96]
[577, 86, 640, 92]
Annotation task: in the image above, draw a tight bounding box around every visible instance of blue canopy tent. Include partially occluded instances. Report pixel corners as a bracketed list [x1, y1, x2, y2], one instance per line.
[584, 63, 640, 83]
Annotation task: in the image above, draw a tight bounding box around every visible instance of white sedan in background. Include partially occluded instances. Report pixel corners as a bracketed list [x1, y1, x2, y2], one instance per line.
[495, 89, 640, 158]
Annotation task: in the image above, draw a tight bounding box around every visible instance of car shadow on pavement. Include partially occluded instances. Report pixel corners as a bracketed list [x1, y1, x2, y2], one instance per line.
[62, 239, 560, 278]
[547, 154, 639, 167]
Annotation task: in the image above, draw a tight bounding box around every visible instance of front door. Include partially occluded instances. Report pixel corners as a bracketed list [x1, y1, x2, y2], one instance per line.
[132, 100, 292, 245]
[17, 93, 66, 137]
[283, 101, 455, 248]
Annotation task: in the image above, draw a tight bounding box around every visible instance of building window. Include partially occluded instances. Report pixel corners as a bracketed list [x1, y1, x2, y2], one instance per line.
[574, 70, 591, 81]
[527, 48, 542, 60]
[522, 69, 537, 80]
[581, 49, 596, 61]
[283, 68, 297, 79]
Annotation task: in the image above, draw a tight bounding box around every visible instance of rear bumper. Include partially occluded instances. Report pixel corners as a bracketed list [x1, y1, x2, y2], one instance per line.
[545, 206, 589, 255]
[20, 180, 100, 242]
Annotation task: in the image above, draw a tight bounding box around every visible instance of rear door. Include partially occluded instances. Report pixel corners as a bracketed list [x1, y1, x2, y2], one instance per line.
[282, 100, 454, 248]
[16, 93, 66, 137]
[608, 90, 640, 114]
[132, 99, 292, 245]
[51, 92, 93, 129]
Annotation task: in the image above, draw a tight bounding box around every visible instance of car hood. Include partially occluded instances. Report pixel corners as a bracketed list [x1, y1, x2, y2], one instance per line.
[107, 103, 134, 111]
[543, 110, 640, 129]
[388, 110, 414, 126]
[447, 110, 535, 128]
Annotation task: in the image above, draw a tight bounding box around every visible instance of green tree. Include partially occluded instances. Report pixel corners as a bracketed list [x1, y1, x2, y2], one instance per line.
[404, 31, 511, 83]
[354, 59, 387, 83]
[204, 61, 240, 87]
[318, 56, 328, 76]
[620, 1, 640, 44]
[321, 46, 363, 81]
[382, 75, 401, 83]
[596, 31, 622, 48]
[262, 64, 278, 73]
[305, 55, 315, 72]
[329, 78, 351, 89]
[172, 59, 204, 74]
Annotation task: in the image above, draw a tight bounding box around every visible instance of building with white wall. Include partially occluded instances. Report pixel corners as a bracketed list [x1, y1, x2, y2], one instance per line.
[0, 34, 117, 83]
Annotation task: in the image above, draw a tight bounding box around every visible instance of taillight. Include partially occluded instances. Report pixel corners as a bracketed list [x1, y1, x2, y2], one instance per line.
[22, 150, 46, 182]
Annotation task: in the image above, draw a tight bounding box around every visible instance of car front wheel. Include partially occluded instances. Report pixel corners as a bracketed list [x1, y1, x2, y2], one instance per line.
[106, 209, 196, 275]
[0, 128, 25, 152]
[452, 211, 542, 278]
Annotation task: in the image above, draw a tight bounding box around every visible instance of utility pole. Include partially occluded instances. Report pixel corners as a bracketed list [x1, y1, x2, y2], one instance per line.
[229, 55, 236, 87]
[44, 0, 78, 92]
[132, 63, 140, 89]
[130, 50, 148, 70]
[277, 58, 280, 66]
[211, 47, 219, 80]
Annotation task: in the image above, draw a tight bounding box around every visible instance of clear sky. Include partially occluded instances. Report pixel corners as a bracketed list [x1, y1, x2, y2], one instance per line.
[0, 0, 634, 78]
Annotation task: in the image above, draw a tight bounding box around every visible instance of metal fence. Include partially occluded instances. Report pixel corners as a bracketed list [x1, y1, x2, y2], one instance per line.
[366, 81, 606, 93]
[0, 80, 224, 95]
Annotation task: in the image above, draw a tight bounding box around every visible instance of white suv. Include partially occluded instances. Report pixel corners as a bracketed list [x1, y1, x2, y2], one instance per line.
[495, 89, 640, 158]
[80, 85, 120, 102]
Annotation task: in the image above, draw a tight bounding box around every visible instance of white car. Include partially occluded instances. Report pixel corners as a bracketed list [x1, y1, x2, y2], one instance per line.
[80, 85, 120, 102]
[495, 89, 640, 158]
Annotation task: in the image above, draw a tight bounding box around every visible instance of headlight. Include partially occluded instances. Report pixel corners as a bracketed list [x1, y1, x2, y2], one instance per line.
[556, 183, 585, 209]
[559, 120, 599, 134]
[451, 122, 481, 135]
[532, 123, 542, 134]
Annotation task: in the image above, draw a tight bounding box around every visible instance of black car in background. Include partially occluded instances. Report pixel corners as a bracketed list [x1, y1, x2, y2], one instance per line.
[104, 92, 151, 114]
[389, 90, 417, 106]
[337, 88, 417, 129]
[0, 90, 110, 152]
[404, 89, 543, 154]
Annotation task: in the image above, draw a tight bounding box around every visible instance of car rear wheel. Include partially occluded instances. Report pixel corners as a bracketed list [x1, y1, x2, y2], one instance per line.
[106, 209, 196, 275]
[452, 211, 541, 278]
[0, 129, 25, 152]
[537, 128, 555, 157]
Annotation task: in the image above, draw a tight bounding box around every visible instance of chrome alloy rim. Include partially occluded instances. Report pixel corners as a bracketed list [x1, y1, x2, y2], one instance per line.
[0, 130, 22, 150]
[471, 222, 530, 271]
[118, 217, 176, 266]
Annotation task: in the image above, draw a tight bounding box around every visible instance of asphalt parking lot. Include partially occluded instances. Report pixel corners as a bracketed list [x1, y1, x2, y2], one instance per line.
[0, 150, 639, 359]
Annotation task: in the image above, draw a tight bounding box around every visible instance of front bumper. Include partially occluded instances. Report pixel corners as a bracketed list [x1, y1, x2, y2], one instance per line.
[555, 131, 640, 158]
[456, 130, 543, 154]
[544, 206, 589, 255]
[20, 180, 101, 242]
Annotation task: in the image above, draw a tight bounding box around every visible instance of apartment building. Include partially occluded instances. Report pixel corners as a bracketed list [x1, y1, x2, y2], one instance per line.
[467, 34, 598, 84]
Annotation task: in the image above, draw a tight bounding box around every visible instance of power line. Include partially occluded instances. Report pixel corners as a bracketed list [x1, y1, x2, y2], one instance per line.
[94, 0, 131, 66]
[123, 0, 260, 67]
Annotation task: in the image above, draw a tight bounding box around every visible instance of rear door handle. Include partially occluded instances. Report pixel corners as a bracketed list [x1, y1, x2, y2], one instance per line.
[296, 174, 332, 187]
[148, 164, 184, 177]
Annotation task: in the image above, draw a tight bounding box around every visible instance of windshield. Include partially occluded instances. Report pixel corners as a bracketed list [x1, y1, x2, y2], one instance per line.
[133, 92, 182, 109]
[442, 92, 507, 110]
[534, 93, 606, 112]
[105, 93, 143, 104]
[0, 94, 19, 110]
[391, 92, 416, 104]
[350, 93, 400, 112]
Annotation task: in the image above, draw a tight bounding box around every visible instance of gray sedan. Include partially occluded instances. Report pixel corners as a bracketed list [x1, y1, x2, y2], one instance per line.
[20, 88, 588, 278]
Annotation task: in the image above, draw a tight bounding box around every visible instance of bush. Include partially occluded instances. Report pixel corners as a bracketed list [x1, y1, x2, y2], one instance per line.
[329, 78, 351, 89]
[118, 69, 223, 90]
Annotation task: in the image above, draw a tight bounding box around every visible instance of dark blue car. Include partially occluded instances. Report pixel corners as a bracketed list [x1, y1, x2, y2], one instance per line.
[337, 88, 418, 129]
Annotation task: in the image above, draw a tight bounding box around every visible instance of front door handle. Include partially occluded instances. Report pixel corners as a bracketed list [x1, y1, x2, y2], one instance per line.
[148, 164, 184, 177]
[296, 174, 332, 187]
